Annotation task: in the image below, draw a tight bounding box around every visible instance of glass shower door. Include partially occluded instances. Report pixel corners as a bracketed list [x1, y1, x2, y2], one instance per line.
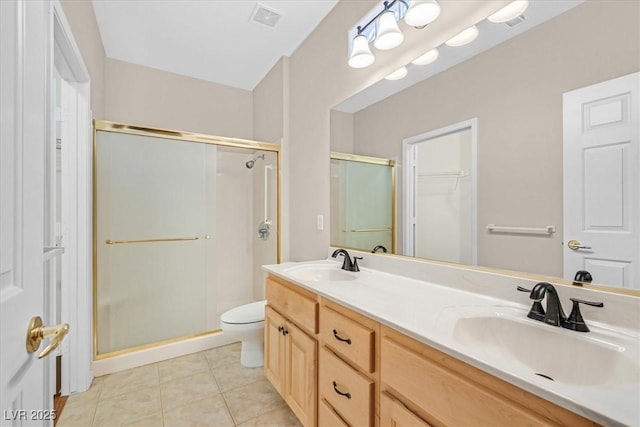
[331, 157, 394, 252]
[95, 132, 217, 355]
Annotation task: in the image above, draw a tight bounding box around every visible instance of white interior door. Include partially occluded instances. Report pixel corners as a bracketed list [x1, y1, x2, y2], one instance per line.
[1, 0, 56, 423]
[563, 72, 640, 289]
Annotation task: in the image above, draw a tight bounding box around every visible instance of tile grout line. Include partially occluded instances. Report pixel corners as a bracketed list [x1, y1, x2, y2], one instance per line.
[209, 363, 238, 426]
[89, 386, 102, 427]
[155, 364, 166, 427]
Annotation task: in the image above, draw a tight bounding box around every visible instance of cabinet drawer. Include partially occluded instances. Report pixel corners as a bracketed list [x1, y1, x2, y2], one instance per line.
[319, 306, 374, 373]
[319, 347, 373, 427]
[266, 276, 318, 334]
[381, 337, 548, 426]
[319, 398, 349, 427]
[380, 392, 431, 427]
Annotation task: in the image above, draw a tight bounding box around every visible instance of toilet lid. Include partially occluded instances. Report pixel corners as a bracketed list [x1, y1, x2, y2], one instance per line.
[221, 300, 266, 324]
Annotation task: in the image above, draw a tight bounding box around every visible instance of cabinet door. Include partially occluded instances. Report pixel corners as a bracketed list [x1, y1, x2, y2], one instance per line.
[286, 321, 318, 427]
[381, 392, 431, 427]
[265, 306, 286, 395]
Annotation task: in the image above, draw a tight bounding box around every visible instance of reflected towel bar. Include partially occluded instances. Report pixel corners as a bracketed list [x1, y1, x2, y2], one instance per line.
[486, 224, 556, 235]
[105, 237, 200, 245]
[342, 228, 392, 233]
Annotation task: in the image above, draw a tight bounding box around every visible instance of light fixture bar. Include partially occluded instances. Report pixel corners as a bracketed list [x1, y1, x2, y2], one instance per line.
[354, 0, 408, 39]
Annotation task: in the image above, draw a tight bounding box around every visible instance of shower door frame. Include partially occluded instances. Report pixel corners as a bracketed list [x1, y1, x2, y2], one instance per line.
[92, 119, 281, 360]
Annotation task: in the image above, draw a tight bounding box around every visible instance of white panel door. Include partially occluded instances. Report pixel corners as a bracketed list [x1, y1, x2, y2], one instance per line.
[1, 0, 54, 424]
[563, 72, 640, 289]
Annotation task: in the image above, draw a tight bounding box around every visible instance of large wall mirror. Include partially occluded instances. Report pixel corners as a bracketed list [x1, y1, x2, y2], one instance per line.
[330, 0, 639, 291]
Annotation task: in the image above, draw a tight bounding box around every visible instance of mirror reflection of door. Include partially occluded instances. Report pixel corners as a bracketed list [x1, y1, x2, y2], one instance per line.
[404, 120, 477, 265]
[563, 72, 640, 289]
[330, 154, 395, 253]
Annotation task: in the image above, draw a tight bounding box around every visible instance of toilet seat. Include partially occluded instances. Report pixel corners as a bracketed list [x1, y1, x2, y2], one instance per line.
[220, 300, 266, 325]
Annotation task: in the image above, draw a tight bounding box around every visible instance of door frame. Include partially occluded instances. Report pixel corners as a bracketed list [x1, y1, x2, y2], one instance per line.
[52, 0, 93, 395]
[402, 118, 478, 264]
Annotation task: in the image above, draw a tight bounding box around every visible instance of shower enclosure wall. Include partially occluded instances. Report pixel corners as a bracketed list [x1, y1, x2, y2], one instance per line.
[94, 121, 279, 358]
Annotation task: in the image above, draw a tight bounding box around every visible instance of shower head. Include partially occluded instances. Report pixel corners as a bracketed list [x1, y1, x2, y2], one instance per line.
[245, 154, 265, 169]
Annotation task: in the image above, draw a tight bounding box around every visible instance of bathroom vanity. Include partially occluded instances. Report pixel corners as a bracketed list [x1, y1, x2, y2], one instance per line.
[263, 252, 640, 427]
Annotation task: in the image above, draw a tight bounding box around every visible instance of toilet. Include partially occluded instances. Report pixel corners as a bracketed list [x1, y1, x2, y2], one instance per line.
[220, 300, 266, 367]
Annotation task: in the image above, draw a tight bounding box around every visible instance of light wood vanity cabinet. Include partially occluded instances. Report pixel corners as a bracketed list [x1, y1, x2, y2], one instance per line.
[265, 276, 318, 427]
[318, 300, 380, 427]
[379, 326, 598, 427]
[380, 392, 431, 427]
[265, 274, 598, 427]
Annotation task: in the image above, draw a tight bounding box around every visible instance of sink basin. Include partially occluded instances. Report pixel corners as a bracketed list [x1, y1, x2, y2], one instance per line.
[442, 307, 639, 386]
[284, 264, 358, 282]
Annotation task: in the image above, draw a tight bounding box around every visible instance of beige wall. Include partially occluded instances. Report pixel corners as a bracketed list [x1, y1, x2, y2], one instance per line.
[348, 0, 639, 277]
[104, 59, 253, 139]
[253, 58, 285, 143]
[330, 110, 354, 154]
[59, 0, 106, 118]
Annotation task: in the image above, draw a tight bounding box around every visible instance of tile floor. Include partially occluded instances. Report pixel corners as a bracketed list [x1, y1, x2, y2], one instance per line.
[57, 343, 302, 427]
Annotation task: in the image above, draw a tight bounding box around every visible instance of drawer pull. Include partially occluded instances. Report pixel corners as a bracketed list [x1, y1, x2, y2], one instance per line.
[332, 381, 351, 399]
[332, 329, 352, 345]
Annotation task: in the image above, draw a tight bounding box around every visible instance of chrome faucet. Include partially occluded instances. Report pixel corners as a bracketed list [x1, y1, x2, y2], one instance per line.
[331, 249, 362, 272]
[517, 282, 603, 332]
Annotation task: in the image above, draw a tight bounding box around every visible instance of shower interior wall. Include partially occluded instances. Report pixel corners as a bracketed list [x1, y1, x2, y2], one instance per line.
[214, 150, 256, 320]
[217, 148, 277, 313]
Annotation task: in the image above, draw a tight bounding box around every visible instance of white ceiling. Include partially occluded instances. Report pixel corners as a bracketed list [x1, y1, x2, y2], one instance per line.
[92, 0, 339, 91]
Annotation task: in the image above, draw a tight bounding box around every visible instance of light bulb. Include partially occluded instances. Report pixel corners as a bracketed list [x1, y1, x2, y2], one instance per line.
[385, 66, 408, 81]
[411, 48, 439, 65]
[488, 1, 529, 23]
[348, 34, 375, 68]
[404, 0, 441, 27]
[374, 10, 404, 50]
[445, 25, 479, 47]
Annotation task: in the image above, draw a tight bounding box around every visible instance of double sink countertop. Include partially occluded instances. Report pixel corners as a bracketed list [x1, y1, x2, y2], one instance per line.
[264, 258, 640, 427]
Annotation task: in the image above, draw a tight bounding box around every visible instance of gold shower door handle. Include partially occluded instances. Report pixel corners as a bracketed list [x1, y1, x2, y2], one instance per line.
[26, 316, 70, 359]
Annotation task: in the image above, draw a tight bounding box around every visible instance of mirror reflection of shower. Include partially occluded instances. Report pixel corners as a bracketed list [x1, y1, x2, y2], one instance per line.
[245, 154, 265, 169]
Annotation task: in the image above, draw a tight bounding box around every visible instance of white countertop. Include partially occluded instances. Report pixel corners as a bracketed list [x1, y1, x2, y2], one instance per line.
[263, 259, 640, 427]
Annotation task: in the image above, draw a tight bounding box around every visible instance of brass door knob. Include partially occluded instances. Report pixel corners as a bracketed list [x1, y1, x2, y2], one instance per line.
[26, 316, 70, 359]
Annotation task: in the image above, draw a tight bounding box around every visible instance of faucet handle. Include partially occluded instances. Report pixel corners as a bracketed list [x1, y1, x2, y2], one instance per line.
[563, 298, 604, 332]
[516, 285, 545, 321]
[352, 257, 362, 272]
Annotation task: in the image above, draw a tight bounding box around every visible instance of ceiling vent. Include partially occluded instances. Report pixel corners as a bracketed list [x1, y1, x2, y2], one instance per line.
[504, 14, 527, 28]
[250, 3, 283, 28]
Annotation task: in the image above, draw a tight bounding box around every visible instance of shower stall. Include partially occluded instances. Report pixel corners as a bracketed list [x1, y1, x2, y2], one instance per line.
[93, 121, 279, 362]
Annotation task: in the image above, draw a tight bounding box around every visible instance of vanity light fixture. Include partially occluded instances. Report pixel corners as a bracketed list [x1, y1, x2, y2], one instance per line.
[349, 34, 376, 68]
[385, 66, 408, 80]
[348, 0, 441, 68]
[445, 25, 479, 47]
[487, 0, 529, 23]
[411, 47, 439, 65]
[375, 9, 405, 50]
[404, 0, 441, 28]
